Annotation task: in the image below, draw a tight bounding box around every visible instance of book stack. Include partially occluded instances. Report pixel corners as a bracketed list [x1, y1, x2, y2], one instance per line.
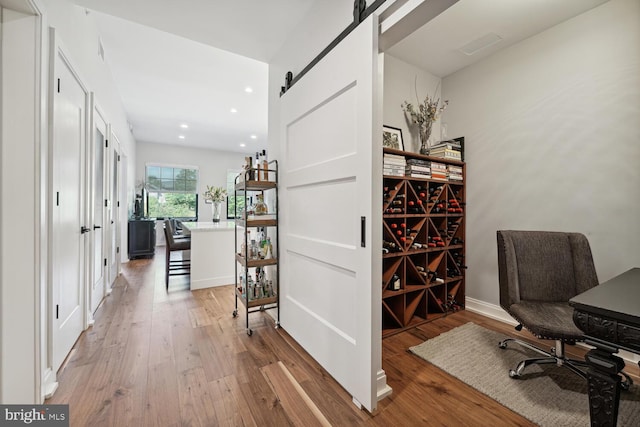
[429, 140, 462, 161]
[431, 162, 447, 181]
[405, 159, 431, 179]
[383, 153, 406, 177]
[448, 165, 463, 181]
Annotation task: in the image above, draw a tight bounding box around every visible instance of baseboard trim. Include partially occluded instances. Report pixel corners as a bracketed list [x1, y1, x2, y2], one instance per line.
[376, 369, 392, 401]
[42, 368, 58, 400]
[465, 297, 517, 326]
[465, 297, 640, 366]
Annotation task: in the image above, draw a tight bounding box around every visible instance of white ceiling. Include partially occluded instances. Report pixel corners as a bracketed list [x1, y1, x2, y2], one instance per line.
[72, 0, 317, 62]
[89, 11, 269, 153]
[72, 0, 317, 154]
[70, 0, 610, 154]
[386, 0, 609, 77]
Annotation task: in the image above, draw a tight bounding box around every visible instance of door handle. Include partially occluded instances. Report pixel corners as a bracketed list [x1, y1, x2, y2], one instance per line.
[81, 226, 91, 234]
[93, 225, 102, 230]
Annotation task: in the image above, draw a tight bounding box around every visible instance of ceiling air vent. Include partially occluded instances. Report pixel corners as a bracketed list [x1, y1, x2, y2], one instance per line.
[459, 33, 503, 56]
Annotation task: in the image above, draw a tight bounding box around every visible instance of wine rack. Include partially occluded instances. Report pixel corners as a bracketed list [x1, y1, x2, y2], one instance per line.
[382, 147, 466, 337]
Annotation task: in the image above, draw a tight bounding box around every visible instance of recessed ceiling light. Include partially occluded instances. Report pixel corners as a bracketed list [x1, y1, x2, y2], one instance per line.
[178, 135, 185, 139]
[250, 134, 257, 140]
[240, 143, 246, 147]
[230, 108, 238, 113]
[245, 87, 253, 93]
[180, 124, 189, 129]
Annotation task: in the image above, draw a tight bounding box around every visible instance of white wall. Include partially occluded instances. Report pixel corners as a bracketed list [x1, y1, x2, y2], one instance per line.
[383, 53, 443, 153]
[136, 141, 246, 222]
[0, 0, 140, 403]
[40, 0, 136, 210]
[442, 0, 640, 305]
[1, 6, 39, 404]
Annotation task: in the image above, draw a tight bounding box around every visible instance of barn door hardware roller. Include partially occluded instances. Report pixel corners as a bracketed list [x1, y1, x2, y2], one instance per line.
[280, 0, 385, 96]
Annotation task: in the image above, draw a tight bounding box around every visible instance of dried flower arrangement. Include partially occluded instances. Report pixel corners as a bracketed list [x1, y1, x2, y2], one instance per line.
[402, 80, 449, 154]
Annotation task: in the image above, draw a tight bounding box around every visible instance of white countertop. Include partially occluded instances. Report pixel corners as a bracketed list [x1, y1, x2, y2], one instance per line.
[182, 221, 235, 233]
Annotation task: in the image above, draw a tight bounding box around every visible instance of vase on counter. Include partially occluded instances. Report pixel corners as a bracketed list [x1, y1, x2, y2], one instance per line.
[212, 201, 222, 222]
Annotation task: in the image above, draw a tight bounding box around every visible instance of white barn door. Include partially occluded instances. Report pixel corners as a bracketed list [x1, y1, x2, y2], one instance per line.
[279, 15, 385, 411]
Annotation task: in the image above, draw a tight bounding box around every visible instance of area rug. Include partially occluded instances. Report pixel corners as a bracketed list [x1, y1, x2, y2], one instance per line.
[409, 322, 640, 427]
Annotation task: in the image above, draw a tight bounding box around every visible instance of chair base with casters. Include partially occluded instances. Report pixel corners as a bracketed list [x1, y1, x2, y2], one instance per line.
[498, 323, 633, 390]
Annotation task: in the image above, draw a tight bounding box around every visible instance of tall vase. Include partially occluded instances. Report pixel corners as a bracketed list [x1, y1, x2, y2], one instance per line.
[211, 201, 222, 222]
[419, 120, 434, 155]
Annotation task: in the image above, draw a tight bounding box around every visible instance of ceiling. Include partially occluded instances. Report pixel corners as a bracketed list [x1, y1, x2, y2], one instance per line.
[72, 0, 317, 154]
[88, 11, 269, 153]
[386, 0, 609, 77]
[70, 0, 609, 154]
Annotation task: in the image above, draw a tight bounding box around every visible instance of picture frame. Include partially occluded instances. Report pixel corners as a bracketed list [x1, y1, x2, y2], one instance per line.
[383, 125, 404, 151]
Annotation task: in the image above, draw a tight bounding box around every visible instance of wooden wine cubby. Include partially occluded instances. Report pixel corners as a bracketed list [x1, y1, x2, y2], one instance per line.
[382, 147, 466, 337]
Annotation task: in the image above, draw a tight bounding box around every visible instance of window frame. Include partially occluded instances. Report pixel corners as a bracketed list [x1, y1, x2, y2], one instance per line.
[145, 163, 199, 219]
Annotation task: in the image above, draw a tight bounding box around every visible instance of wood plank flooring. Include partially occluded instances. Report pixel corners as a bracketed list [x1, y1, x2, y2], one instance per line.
[47, 249, 639, 426]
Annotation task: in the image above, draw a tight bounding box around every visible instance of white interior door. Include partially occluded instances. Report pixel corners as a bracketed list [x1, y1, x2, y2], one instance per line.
[51, 44, 87, 371]
[89, 102, 107, 314]
[279, 15, 385, 411]
[108, 134, 121, 287]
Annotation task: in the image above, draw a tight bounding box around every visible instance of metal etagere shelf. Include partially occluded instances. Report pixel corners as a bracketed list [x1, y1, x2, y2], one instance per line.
[232, 160, 279, 336]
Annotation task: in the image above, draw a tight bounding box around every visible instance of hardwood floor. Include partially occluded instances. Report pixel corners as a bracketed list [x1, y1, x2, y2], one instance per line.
[47, 249, 638, 426]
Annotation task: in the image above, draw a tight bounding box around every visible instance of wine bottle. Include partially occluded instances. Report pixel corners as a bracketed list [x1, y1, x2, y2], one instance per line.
[262, 149, 269, 180]
[389, 274, 401, 291]
[255, 152, 261, 181]
[383, 241, 400, 251]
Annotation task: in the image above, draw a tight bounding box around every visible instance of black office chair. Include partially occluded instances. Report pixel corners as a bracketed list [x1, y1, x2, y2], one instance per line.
[496, 230, 632, 388]
[163, 219, 190, 289]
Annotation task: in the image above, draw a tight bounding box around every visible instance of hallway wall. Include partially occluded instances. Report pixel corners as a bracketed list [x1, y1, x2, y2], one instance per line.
[1, 0, 140, 403]
[0, 6, 39, 404]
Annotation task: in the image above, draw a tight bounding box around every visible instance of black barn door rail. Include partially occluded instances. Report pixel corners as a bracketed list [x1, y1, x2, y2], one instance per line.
[279, 0, 387, 96]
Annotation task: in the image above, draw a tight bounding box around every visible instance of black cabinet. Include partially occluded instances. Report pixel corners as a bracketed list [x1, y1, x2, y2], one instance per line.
[128, 219, 156, 259]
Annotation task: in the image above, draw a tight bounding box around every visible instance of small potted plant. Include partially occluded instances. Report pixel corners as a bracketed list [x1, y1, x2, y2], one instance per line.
[203, 185, 227, 222]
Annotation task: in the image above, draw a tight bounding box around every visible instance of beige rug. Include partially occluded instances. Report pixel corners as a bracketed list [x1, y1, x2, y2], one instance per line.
[409, 322, 640, 427]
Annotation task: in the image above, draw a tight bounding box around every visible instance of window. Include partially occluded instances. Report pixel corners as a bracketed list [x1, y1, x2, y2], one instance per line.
[146, 165, 198, 219]
[227, 170, 243, 219]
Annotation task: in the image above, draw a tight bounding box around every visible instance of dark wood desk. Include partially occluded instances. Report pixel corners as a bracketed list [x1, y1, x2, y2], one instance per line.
[570, 268, 640, 427]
